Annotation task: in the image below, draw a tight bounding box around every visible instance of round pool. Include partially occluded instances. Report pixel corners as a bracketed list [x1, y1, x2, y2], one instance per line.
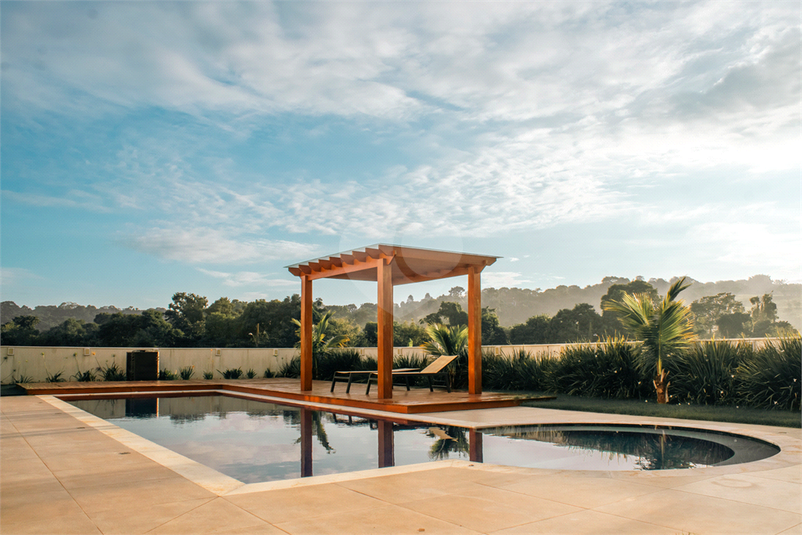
[477, 423, 781, 471]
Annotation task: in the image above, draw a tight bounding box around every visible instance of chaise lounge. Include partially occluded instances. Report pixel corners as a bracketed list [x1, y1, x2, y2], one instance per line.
[365, 354, 459, 395]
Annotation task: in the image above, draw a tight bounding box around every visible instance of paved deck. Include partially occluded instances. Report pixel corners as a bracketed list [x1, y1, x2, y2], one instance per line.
[1, 395, 800, 534]
[17, 378, 552, 414]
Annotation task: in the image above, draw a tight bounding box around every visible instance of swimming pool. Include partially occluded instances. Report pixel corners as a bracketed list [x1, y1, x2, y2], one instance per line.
[66, 394, 780, 483]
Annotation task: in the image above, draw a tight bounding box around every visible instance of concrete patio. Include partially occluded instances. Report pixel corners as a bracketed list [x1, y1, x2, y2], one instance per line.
[1, 394, 800, 534]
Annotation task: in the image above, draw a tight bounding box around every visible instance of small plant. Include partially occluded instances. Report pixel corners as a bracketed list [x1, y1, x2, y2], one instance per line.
[218, 367, 243, 379]
[72, 370, 96, 382]
[45, 370, 65, 383]
[158, 369, 177, 380]
[98, 362, 126, 382]
[736, 335, 801, 411]
[179, 366, 195, 380]
[264, 368, 275, 378]
[13, 374, 34, 384]
[245, 368, 257, 379]
[203, 370, 214, 379]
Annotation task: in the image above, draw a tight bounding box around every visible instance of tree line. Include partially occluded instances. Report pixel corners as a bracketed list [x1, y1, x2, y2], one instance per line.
[1, 279, 796, 348]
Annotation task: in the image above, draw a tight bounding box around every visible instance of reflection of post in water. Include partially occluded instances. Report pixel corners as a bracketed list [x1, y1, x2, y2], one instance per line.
[378, 420, 395, 468]
[301, 408, 313, 477]
[469, 429, 483, 463]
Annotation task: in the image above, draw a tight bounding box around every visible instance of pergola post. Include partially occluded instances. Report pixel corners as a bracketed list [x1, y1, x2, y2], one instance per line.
[300, 275, 313, 391]
[377, 256, 394, 399]
[467, 265, 482, 394]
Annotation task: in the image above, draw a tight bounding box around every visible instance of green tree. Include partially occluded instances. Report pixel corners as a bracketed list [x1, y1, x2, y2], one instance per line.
[481, 308, 508, 345]
[509, 315, 551, 344]
[600, 280, 659, 336]
[0, 315, 41, 345]
[690, 293, 746, 337]
[602, 277, 696, 404]
[393, 321, 428, 347]
[95, 310, 182, 347]
[39, 318, 97, 346]
[546, 303, 603, 343]
[716, 312, 752, 338]
[164, 292, 208, 342]
[423, 301, 468, 327]
[237, 295, 306, 347]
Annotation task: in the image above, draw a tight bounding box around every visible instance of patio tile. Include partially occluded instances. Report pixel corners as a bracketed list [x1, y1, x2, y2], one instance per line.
[676, 473, 802, 513]
[0, 489, 99, 534]
[751, 464, 802, 484]
[595, 487, 802, 534]
[68, 476, 215, 515]
[55, 461, 179, 490]
[224, 483, 385, 525]
[488, 509, 681, 535]
[336, 466, 488, 503]
[273, 502, 482, 535]
[401, 484, 581, 533]
[85, 497, 215, 535]
[778, 522, 802, 535]
[148, 497, 284, 535]
[488, 471, 664, 508]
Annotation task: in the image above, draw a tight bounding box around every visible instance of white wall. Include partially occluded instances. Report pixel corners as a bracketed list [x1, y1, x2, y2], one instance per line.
[0, 338, 777, 384]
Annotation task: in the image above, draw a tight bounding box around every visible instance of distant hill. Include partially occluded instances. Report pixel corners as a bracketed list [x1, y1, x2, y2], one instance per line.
[2, 275, 799, 333]
[0, 301, 163, 331]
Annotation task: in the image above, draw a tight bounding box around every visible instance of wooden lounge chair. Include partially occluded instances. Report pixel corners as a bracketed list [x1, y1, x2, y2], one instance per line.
[365, 354, 459, 395]
[330, 368, 418, 393]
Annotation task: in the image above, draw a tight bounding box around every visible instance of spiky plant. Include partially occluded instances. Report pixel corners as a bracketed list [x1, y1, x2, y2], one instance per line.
[602, 277, 696, 403]
[421, 323, 467, 356]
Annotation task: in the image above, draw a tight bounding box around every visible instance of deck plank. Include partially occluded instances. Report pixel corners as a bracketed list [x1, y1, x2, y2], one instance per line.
[18, 379, 554, 414]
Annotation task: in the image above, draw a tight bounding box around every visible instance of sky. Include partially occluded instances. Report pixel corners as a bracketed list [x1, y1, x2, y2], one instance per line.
[1, 1, 800, 310]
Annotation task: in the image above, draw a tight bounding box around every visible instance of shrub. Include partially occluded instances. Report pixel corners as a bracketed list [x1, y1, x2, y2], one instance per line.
[13, 374, 34, 384]
[72, 370, 96, 382]
[158, 369, 176, 380]
[736, 335, 801, 411]
[670, 340, 747, 405]
[549, 339, 646, 399]
[45, 371, 65, 383]
[219, 367, 243, 379]
[179, 366, 195, 380]
[98, 362, 126, 381]
[263, 368, 275, 379]
[278, 357, 300, 378]
[483, 350, 547, 391]
[203, 370, 214, 379]
[245, 368, 257, 379]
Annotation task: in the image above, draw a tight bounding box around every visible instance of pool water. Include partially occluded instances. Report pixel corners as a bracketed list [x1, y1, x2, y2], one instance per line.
[66, 395, 779, 483]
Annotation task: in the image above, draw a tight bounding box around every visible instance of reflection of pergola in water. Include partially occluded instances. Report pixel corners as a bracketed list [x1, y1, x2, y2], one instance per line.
[287, 244, 499, 398]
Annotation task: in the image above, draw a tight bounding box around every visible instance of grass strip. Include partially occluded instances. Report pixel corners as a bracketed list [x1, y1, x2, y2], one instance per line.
[522, 393, 801, 428]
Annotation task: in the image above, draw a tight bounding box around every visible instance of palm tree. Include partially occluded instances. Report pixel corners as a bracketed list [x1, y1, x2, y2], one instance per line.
[292, 311, 349, 378]
[421, 323, 467, 356]
[602, 277, 696, 404]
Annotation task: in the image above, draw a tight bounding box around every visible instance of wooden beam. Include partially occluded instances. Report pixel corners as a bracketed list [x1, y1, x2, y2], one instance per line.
[467, 265, 482, 394]
[377, 256, 394, 399]
[300, 408, 313, 477]
[377, 420, 394, 468]
[307, 256, 379, 281]
[300, 275, 313, 391]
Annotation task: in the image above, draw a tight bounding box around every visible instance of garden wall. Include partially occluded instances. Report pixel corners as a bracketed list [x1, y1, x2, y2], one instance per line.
[0, 338, 777, 384]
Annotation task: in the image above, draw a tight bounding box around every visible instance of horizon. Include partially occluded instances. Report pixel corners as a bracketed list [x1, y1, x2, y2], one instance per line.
[2, 2, 800, 310]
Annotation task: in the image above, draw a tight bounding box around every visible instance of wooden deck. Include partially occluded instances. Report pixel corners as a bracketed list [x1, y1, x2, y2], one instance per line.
[18, 378, 554, 414]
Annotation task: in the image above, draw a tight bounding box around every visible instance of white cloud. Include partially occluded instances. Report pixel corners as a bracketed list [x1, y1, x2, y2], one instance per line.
[197, 268, 297, 288]
[482, 271, 531, 288]
[124, 227, 319, 264]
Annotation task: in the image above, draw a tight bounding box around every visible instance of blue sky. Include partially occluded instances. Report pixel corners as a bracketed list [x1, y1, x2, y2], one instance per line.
[1, 1, 800, 310]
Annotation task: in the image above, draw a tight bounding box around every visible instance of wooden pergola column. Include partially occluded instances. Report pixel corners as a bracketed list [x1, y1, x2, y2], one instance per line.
[467, 265, 482, 394]
[377, 256, 394, 399]
[300, 275, 313, 391]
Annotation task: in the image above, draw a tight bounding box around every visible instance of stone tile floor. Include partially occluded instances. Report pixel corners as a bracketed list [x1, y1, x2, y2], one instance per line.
[1, 395, 800, 534]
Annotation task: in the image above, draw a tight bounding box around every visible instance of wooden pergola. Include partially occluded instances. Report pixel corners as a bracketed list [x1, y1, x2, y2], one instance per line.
[287, 244, 499, 399]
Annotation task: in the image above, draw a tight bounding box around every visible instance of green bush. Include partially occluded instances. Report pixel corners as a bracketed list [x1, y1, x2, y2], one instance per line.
[219, 367, 243, 379]
[736, 335, 801, 411]
[99, 362, 126, 381]
[245, 368, 257, 379]
[203, 370, 214, 379]
[158, 369, 176, 380]
[548, 339, 646, 399]
[670, 340, 747, 405]
[45, 370, 65, 383]
[316, 349, 364, 381]
[263, 368, 275, 379]
[72, 370, 96, 382]
[483, 350, 548, 391]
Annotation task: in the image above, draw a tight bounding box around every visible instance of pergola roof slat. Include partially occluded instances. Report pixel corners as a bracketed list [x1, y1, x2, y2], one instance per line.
[287, 244, 498, 284]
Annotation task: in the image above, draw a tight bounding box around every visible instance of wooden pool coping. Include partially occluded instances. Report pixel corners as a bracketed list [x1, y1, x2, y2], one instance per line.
[17, 377, 555, 414]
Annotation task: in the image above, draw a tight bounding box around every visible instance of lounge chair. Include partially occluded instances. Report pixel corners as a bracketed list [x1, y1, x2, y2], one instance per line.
[330, 367, 418, 393]
[365, 354, 459, 395]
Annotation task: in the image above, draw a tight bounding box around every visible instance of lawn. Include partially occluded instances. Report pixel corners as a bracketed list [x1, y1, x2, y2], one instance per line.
[523, 393, 801, 428]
